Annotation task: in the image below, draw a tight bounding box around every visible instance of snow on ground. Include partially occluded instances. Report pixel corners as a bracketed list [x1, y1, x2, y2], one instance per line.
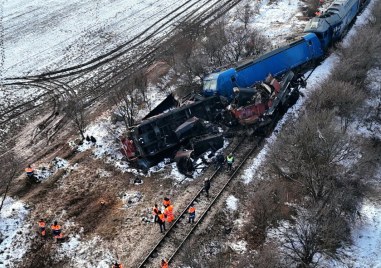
[344, 199, 381, 267]
[0, 0, 217, 78]
[249, 0, 307, 46]
[33, 156, 77, 182]
[0, 197, 31, 267]
[353, 67, 381, 140]
[315, 198, 381, 268]
[226, 195, 239, 211]
[57, 235, 115, 268]
[228, 240, 247, 254]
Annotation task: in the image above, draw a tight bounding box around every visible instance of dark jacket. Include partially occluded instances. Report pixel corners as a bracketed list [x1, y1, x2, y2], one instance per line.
[204, 180, 210, 190]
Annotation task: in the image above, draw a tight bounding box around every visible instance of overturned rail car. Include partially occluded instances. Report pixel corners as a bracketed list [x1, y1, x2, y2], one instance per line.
[121, 95, 227, 170]
[227, 70, 299, 128]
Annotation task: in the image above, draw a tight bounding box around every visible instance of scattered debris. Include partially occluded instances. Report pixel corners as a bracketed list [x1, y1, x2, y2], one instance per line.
[122, 192, 143, 207]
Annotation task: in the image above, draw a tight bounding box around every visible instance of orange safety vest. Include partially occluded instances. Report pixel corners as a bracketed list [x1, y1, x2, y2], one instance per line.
[25, 167, 34, 173]
[161, 261, 169, 268]
[164, 205, 174, 223]
[158, 213, 165, 222]
[188, 207, 195, 214]
[153, 207, 159, 215]
[38, 221, 46, 236]
[51, 224, 62, 237]
[163, 199, 171, 207]
[51, 224, 61, 231]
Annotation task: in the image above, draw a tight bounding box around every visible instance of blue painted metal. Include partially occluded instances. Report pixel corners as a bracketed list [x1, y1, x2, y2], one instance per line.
[304, 0, 360, 50]
[203, 34, 323, 100]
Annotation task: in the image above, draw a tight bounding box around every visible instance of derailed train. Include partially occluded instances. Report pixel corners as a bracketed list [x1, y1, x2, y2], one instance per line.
[121, 0, 369, 173]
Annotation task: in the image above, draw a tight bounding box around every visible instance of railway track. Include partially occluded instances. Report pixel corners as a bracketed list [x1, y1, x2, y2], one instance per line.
[135, 134, 262, 268]
[0, 0, 244, 131]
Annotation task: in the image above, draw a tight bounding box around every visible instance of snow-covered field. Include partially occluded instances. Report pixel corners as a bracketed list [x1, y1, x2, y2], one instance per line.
[0, 0, 223, 79]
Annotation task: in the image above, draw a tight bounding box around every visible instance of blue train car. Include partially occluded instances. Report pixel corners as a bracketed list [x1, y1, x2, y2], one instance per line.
[304, 0, 361, 50]
[203, 33, 323, 99]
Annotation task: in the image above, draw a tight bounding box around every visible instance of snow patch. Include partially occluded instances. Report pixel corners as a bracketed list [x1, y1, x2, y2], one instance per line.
[229, 240, 247, 254]
[226, 195, 239, 211]
[0, 197, 31, 267]
[57, 235, 115, 267]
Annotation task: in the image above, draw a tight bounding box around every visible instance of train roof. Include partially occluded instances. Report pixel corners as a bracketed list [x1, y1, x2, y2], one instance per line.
[235, 34, 314, 72]
[304, 0, 358, 33]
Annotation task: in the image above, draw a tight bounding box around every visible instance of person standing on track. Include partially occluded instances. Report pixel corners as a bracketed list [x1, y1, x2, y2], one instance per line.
[214, 153, 225, 170]
[226, 153, 234, 171]
[51, 221, 63, 242]
[163, 197, 171, 208]
[160, 259, 169, 268]
[38, 219, 46, 237]
[164, 204, 174, 223]
[188, 204, 196, 223]
[158, 210, 166, 233]
[153, 204, 159, 223]
[204, 178, 210, 198]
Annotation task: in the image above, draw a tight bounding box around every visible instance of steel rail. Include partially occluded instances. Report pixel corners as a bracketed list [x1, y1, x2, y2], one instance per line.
[136, 136, 247, 268]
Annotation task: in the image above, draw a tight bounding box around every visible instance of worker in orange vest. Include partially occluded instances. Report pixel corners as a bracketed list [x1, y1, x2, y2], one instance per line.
[164, 204, 174, 223]
[160, 259, 169, 268]
[163, 197, 171, 208]
[158, 210, 166, 233]
[38, 219, 46, 237]
[51, 221, 62, 242]
[112, 261, 123, 268]
[153, 204, 159, 223]
[188, 205, 196, 223]
[25, 164, 37, 181]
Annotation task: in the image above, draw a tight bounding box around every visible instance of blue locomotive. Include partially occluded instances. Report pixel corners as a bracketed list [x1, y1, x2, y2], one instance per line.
[203, 0, 367, 99]
[304, 0, 365, 50]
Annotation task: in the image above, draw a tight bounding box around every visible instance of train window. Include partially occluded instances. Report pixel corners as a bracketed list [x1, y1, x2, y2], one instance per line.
[204, 79, 217, 90]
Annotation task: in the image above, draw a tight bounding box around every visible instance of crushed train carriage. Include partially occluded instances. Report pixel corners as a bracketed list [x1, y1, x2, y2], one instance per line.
[121, 71, 303, 174]
[120, 0, 368, 174]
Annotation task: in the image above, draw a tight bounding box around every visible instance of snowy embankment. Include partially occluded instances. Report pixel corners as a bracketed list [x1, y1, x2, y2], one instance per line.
[0, 197, 31, 267]
[237, 1, 381, 266]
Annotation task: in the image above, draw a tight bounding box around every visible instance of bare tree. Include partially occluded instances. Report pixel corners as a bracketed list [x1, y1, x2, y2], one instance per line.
[333, 25, 381, 85]
[224, 25, 269, 63]
[0, 151, 21, 212]
[244, 183, 282, 245]
[64, 96, 87, 140]
[201, 20, 228, 67]
[280, 206, 349, 267]
[234, 1, 255, 29]
[270, 110, 356, 203]
[307, 80, 366, 132]
[110, 82, 137, 130]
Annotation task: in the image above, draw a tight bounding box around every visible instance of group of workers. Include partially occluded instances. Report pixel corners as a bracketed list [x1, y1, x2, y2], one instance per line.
[152, 197, 176, 233]
[37, 219, 64, 242]
[29, 151, 235, 268]
[214, 152, 235, 172]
